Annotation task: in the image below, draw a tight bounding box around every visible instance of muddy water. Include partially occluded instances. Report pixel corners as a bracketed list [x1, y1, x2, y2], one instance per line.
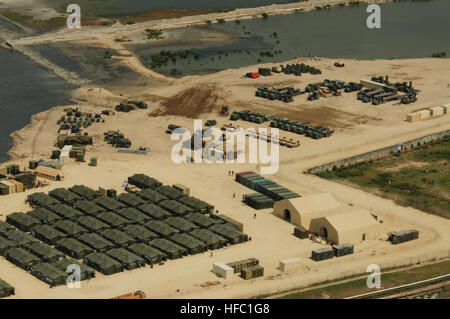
[44, 0, 297, 17]
[131, 0, 450, 77]
[0, 48, 76, 163]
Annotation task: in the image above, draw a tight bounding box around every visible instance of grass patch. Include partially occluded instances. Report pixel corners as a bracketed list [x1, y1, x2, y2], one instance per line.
[279, 260, 450, 299]
[315, 139, 450, 218]
[0, 10, 104, 32]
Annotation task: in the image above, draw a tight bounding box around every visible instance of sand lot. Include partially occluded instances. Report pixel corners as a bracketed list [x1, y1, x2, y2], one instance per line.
[0, 55, 449, 298]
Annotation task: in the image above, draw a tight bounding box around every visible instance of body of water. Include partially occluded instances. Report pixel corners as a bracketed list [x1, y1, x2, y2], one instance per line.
[45, 0, 297, 17]
[0, 48, 76, 163]
[132, 0, 449, 76]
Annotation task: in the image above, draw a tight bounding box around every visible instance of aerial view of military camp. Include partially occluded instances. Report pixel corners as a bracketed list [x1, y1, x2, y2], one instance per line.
[0, 0, 449, 302]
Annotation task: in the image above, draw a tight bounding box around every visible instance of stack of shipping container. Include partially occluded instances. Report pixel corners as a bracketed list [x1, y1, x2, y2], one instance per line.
[236, 171, 300, 209]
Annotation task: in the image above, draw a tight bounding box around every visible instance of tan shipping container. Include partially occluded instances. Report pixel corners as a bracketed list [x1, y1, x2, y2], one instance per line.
[417, 110, 431, 120]
[0, 166, 7, 176]
[406, 113, 420, 122]
[442, 104, 449, 114]
[0, 181, 16, 194]
[8, 179, 24, 193]
[279, 258, 302, 272]
[429, 106, 444, 117]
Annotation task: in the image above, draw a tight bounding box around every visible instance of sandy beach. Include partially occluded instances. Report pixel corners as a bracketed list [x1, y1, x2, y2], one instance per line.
[0, 55, 449, 298]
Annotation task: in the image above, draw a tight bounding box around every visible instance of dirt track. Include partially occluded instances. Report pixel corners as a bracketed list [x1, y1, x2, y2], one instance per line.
[151, 85, 224, 118]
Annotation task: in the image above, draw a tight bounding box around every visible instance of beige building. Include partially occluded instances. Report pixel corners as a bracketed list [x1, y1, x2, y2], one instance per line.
[35, 166, 65, 181]
[273, 193, 341, 229]
[309, 210, 379, 244]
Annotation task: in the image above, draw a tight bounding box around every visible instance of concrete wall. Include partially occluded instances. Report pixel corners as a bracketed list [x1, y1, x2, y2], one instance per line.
[308, 130, 450, 174]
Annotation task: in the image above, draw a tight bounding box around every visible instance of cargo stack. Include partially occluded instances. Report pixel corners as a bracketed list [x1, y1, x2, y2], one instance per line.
[240, 265, 264, 280]
[243, 194, 274, 209]
[236, 171, 300, 202]
[227, 258, 259, 274]
[389, 229, 419, 245]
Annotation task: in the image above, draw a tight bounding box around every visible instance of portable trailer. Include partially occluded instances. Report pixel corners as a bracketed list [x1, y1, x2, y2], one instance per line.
[93, 196, 126, 212]
[0, 237, 19, 256]
[117, 192, 146, 207]
[0, 220, 14, 234]
[77, 233, 115, 253]
[5, 247, 41, 271]
[137, 203, 172, 220]
[0, 279, 15, 298]
[148, 238, 188, 259]
[49, 188, 81, 205]
[30, 263, 67, 287]
[76, 215, 109, 233]
[6, 212, 41, 232]
[26, 242, 65, 263]
[3, 229, 39, 247]
[116, 207, 151, 224]
[169, 233, 208, 255]
[31, 224, 67, 245]
[55, 237, 94, 259]
[136, 188, 168, 204]
[184, 213, 215, 228]
[73, 200, 106, 216]
[144, 220, 179, 238]
[50, 204, 84, 220]
[164, 217, 197, 233]
[53, 259, 96, 281]
[122, 224, 159, 243]
[210, 224, 248, 244]
[96, 211, 132, 230]
[189, 229, 228, 250]
[52, 219, 88, 237]
[99, 229, 136, 247]
[158, 200, 193, 217]
[127, 243, 166, 265]
[28, 207, 62, 225]
[84, 253, 123, 275]
[68, 185, 102, 200]
[106, 248, 145, 270]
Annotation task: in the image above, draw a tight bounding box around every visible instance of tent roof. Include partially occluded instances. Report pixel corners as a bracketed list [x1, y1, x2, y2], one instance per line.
[35, 166, 64, 178]
[287, 193, 340, 214]
[323, 210, 378, 232]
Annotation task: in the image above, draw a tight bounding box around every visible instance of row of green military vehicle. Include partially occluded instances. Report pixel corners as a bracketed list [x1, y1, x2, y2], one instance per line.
[255, 86, 303, 103]
[280, 63, 322, 76]
[104, 131, 132, 148]
[230, 110, 273, 123]
[57, 114, 104, 131]
[270, 118, 334, 139]
[305, 79, 363, 93]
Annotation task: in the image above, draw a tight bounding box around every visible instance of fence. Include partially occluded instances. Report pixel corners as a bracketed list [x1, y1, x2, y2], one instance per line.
[308, 130, 450, 174]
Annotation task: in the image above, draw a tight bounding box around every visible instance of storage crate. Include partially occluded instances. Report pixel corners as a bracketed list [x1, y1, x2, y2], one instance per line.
[293, 226, 308, 239]
[240, 265, 264, 280]
[333, 243, 354, 257]
[311, 247, 334, 261]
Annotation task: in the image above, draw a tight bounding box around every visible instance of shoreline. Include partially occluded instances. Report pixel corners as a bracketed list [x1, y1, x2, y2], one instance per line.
[8, 0, 394, 46]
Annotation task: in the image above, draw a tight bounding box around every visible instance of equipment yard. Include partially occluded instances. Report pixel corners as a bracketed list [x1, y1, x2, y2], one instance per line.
[0, 0, 449, 301]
